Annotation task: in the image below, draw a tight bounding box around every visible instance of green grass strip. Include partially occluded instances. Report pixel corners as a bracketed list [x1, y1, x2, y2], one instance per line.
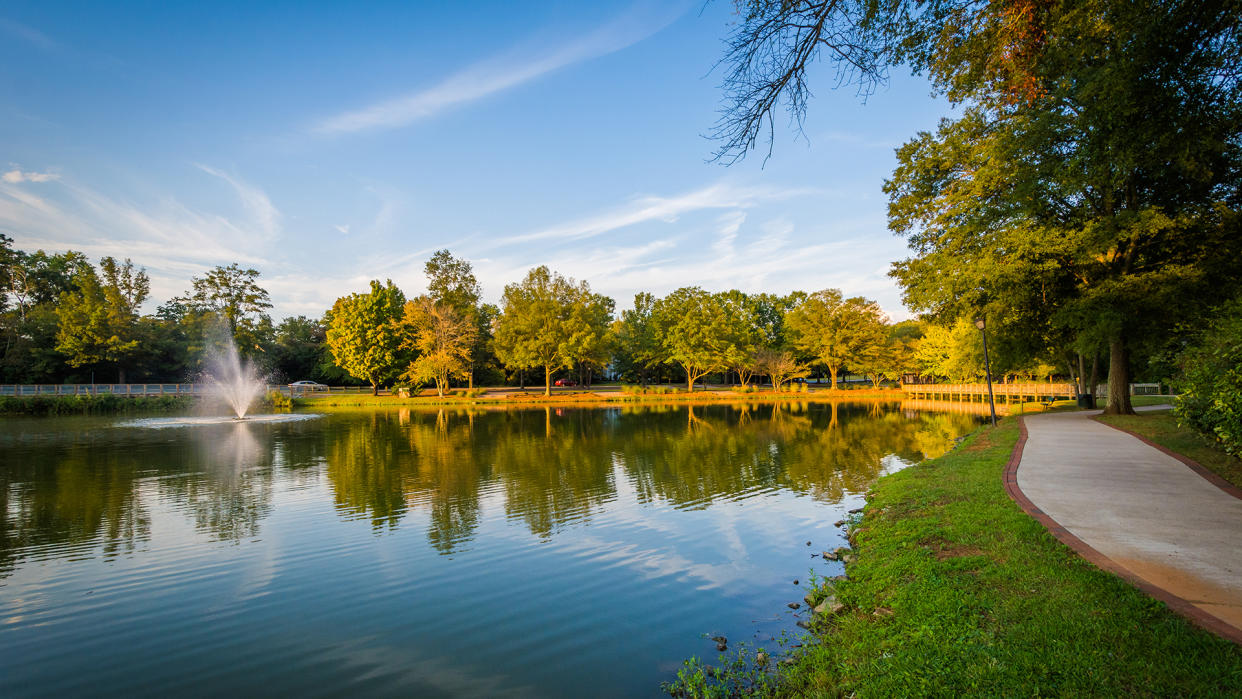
[671, 418, 1242, 697]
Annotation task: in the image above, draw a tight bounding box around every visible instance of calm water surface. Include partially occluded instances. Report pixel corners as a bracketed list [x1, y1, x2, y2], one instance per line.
[0, 401, 978, 697]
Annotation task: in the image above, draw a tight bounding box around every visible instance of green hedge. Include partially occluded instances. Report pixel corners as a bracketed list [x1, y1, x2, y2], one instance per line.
[1176, 295, 1242, 455]
[0, 394, 195, 415]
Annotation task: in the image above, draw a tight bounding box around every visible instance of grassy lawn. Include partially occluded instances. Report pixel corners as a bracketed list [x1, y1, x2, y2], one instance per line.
[1128, 394, 1178, 407]
[1097, 409, 1242, 489]
[670, 419, 1242, 697]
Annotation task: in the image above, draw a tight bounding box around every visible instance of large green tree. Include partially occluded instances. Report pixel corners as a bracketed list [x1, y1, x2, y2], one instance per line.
[55, 257, 151, 382]
[424, 250, 489, 387]
[1, 245, 94, 382]
[564, 289, 615, 386]
[886, 1, 1242, 413]
[912, 318, 984, 383]
[271, 315, 328, 382]
[715, 0, 1242, 414]
[402, 296, 478, 397]
[651, 287, 729, 392]
[785, 289, 888, 389]
[326, 280, 407, 394]
[492, 266, 612, 395]
[716, 290, 765, 385]
[176, 263, 275, 358]
[0, 234, 15, 315]
[615, 292, 664, 386]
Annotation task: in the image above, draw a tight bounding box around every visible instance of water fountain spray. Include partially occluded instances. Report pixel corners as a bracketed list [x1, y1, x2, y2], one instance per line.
[204, 331, 266, 419]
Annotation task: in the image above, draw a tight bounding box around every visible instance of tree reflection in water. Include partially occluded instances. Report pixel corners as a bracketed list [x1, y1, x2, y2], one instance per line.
[0, 402, 979, 574]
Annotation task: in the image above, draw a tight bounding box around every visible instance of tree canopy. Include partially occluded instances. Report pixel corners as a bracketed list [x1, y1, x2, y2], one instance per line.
[492, 266, 611, 395]
[785, 289, 888, 389]
[651, 287, 730, 392]
[54, 257, 150, 382]
[326, 280, 407, 394]
[714, 0, 1242, 413]
[402, 296, 478, 397]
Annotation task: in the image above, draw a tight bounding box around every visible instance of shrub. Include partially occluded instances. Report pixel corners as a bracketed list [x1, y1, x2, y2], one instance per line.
[264, 390, 293, 409]
[0, 394, 194, 415]
[1175, 295, 1242, 455]
[621, 384, 679, 395]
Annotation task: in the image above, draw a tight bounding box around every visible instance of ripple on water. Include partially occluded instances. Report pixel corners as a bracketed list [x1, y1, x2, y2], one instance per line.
[116, 414, 324, 429]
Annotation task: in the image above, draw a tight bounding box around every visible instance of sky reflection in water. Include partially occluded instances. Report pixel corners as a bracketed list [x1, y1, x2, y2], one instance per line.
[0, 401, 978, 698]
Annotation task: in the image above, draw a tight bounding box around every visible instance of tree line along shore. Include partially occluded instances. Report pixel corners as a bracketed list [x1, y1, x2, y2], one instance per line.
[0, 242, 1192, 396]
[2, 238, 1238, 452]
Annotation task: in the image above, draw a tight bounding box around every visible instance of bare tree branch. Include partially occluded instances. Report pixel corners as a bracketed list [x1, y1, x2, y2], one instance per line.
[710, 0, 911, 164]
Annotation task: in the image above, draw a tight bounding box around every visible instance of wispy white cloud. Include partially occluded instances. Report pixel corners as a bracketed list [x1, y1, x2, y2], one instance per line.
[711, 211, 746, 258]
[2, 168, 59, 184]
[453, 179, 910, 318]
[311, 3, 686, 135]
[493, 181, 812, 247]
[334, 224, 350, 235]
[0, 174, 276, 306]
[0, 17, 58, 51]
[194, 164, 281, 239]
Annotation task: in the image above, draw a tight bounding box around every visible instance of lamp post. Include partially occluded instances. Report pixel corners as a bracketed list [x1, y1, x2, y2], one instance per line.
[975, 317, 998, 427]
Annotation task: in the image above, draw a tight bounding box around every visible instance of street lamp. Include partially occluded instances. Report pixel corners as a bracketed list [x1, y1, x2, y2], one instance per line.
[975, 317, 998, 427]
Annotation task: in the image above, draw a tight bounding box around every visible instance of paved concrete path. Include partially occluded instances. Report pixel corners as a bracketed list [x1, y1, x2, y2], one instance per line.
[1014, 408, 1242, 642]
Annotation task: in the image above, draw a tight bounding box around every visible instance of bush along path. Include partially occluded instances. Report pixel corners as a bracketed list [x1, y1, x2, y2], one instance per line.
[666, 419, 1242, 697]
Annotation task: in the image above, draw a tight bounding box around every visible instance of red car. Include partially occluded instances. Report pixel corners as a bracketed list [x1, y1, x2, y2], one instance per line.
[554, 378, 577, 387]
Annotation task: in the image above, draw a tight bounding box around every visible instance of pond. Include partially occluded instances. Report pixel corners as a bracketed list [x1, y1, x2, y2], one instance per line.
[0, 401, 979, 697]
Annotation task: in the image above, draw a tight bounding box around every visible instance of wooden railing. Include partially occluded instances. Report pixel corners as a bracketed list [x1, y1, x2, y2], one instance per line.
[902, 382, 1078, 401]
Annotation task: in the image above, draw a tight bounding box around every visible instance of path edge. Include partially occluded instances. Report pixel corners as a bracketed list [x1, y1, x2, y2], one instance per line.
[1003, 416, 1242, 645]
[1092, 414, 1242, 501]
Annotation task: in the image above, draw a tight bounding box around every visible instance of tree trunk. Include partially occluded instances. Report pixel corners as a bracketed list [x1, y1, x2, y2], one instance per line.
[468, 362, 474, 390]
[118, 366, 127, 384]
[829, 366, 839, 390]
[520, 369, 525, 391]
[1103, 338, 1134, 415]
[544, 365, 552, 397]
[1076, 352, 1087, 395]
[371, 382, 378, 396]
[1089, 354, 1100, 399]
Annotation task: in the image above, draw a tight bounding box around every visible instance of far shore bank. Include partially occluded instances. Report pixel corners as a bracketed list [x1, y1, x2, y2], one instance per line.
[1, 385, 1086, 416]
[291, 386, 903, 409]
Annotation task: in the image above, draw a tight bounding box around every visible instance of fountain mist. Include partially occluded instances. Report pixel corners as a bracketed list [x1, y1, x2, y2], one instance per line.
[204, 332, 266, 419]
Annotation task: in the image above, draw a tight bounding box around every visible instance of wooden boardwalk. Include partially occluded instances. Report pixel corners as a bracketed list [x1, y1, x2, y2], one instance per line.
[902, 382, 1077, 403]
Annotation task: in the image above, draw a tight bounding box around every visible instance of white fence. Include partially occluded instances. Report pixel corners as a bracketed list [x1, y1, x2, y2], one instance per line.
[0, 384, 381, 398]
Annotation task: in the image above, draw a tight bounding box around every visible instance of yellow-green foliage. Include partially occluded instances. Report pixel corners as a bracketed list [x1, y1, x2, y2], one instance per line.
[265, 390, 293, 409]
[622, 384, 678, 395]
[1175, 295, 1242, 455]
[325, 280, 407, 390]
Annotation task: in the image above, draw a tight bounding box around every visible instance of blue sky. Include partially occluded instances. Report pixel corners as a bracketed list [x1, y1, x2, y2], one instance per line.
[0, 1, 952, 321]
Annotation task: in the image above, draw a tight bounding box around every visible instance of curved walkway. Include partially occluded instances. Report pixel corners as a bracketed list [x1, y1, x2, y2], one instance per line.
[1006, 408, 1242, 644]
